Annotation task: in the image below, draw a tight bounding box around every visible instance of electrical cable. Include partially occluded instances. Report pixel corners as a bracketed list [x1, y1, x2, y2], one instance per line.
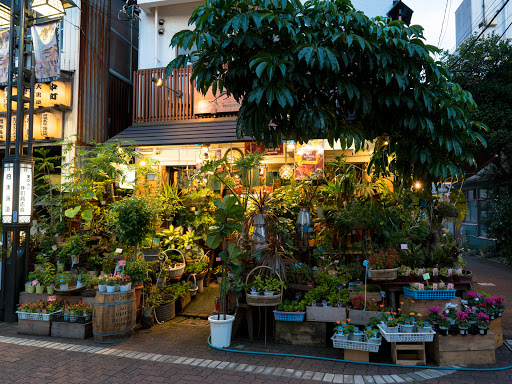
[207, 335, 512, 371]
[450, 0, 511, 69]
[438, 0, 451, 47]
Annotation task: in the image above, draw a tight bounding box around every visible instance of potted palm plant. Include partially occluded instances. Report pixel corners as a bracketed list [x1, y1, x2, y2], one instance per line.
[206, 195, 246, 348]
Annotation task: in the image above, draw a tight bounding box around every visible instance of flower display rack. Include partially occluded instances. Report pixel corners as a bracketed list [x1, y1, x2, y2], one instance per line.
[16, 311, 59, 322]
[331, 334, 381, 353]
[377, 324, 436, 342]
[273, 310, 306, 322]
[403, 287, 456, 300]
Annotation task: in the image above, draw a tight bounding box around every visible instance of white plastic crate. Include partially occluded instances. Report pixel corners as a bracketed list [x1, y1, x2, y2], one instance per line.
[331, 334, 382, 352]
[16, 311, 58, 322]
[377, 324, 435, 342]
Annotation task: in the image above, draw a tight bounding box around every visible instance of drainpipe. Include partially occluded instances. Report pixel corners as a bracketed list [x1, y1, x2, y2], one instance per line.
[155, 7, 159, 67]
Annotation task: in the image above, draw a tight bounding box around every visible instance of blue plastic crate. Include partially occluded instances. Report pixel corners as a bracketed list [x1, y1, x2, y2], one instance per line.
[403, 287, 456, 300]
[273, 310, 306, 322]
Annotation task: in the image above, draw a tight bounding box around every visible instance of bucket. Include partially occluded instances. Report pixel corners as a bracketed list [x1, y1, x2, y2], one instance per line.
[93, 290, 136, 343]
[197, 278, 204, 293]
[208, 314, 235, 348]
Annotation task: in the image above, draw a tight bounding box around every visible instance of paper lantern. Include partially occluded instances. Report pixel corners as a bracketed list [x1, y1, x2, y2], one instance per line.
[33, 83, 53, 108]
[49, 81, 71, 107]
[0, 117, 6, 140]
[39, 111, 61, 138]
[22, 114, 42, 140]
[1, 87, 17, 111]
[0, 89, 4, 112]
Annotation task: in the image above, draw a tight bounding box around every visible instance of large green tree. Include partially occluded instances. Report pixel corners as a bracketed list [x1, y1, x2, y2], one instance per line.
[167, 0, 485, 184]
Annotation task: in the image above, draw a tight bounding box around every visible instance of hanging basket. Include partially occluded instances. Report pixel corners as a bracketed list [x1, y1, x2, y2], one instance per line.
[245, 266, 283, 307]
[163, 249, 186, 278]
[187, 274, 199, 297]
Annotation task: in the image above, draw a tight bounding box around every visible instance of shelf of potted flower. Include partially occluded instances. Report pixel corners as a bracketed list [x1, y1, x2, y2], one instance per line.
[476, 312, 490, 335]
[455, 311, 471, 335]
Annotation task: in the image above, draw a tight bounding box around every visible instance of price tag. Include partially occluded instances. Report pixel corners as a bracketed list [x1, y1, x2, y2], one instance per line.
[118, 260, 126, 266]
[400, 244, 408, 250]
[423, 273, 431, 280]
[31, 279, 37, 286]
[51, 245, 58, 251]
[186, 245, 192, 250]
[115, 248, 123, 253]
[216, 257, 221, 262]
[47, 295, 56, 302]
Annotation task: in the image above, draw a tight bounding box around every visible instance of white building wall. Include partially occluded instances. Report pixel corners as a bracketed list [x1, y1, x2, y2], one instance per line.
[60, 6, 81, 72]
[456, 0, 512, 47]
[138, 0, 398, 70]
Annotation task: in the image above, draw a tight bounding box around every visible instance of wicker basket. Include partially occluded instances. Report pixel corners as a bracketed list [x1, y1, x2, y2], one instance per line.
[187, 274, 198, 297]
[245, 266, 283, 307]
[368, 268, 398, 281]
[163, 249, 186, 278]
[155, 295, 176, 322]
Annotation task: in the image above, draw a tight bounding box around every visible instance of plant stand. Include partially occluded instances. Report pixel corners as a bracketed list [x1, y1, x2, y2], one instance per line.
[391, 342, 426, 366]
[344, 349, 369, 363]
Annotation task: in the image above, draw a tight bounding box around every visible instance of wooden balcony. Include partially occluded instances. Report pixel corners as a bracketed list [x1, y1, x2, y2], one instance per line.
[132, 66, 195, 124]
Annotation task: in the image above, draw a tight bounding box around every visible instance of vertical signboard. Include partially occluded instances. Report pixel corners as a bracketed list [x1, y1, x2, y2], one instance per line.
[2, 162, 13, 223]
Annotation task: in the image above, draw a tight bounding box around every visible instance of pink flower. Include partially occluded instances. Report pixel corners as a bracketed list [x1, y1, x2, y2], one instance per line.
[432, 268, 439, 276]
[439, 282, 446, 289]
[447, 283, 454, 290]
[432, 283, 438, 290]
[428, 306, 442, 313]
[418, 283, 425, 290]
[418, 268, 424, 276]
[448, 269, 452, 276]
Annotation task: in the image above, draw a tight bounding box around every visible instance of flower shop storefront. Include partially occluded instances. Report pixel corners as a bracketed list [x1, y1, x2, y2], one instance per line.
[15, 139, 506, 367]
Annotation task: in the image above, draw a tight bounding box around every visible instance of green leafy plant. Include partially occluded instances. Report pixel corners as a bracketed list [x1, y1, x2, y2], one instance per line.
[277, 299, 306, 313]
[165, 281, 190, 299]
[125, 258, 148, 283]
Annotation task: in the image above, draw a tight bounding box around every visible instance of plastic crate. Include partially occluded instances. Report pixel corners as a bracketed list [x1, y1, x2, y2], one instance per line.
[403, 287, 456, 300]
[51, 313, 90, 324]
[273, 310, 306, 322]
[16, 311, 59, 322]
[331, 334, 381, 352]
[377, 324, 436, 342]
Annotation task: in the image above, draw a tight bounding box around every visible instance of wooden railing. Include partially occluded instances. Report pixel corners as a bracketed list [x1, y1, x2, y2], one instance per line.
[132, 66, 194, 123]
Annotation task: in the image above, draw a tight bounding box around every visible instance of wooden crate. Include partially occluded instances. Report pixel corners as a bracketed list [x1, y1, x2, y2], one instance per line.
[275, 321, 327, 347]
[306, 306, 347, 323]
[347, 309, 381, 326]
[490, 317, 503, 348]
[344, 349, 369, 362]
[51, 321, 92, 339]
[176, 293, 192, 313]
[391, 342, 426, 366]
[426, 333, 496, 366]
[399, 294, 461, 315]
[17, 319, 51, 336]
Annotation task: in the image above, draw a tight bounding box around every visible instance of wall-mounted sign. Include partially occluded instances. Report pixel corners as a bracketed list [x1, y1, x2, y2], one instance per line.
[18, 163, 33, 223]
[32, 21, 61, 82]
[244, 142, 283, 156]
[193, 88, 240, 115]
[0, 81, 71, 112]
[294, 140, 324, 180]
[1, 162, 13, 223]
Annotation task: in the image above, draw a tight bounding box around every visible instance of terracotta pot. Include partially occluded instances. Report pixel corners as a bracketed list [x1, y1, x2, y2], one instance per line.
[134, 284, 144, 310]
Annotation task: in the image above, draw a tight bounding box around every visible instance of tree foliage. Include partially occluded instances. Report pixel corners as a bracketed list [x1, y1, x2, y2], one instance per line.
[167, 0, 485, 183]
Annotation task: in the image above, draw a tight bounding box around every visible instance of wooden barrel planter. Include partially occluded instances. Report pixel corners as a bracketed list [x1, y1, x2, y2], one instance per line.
[93, 290, 136, 343]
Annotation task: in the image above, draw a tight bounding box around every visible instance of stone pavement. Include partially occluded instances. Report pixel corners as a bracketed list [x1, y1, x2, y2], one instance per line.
[0, 319, 511, 384]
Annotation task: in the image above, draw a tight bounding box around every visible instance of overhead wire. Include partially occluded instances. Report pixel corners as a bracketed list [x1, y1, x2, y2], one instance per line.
[437, 0, 451, 47]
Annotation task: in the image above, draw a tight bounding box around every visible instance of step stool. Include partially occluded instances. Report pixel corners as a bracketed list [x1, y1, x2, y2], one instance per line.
[391, 342, 426, 365]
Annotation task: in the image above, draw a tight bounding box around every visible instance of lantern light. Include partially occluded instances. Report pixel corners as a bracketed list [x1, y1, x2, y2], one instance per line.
[414, 182, 421, 189]
[31, 0, 65, 18]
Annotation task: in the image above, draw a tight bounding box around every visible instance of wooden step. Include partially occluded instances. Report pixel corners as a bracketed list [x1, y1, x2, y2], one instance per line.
[391, 342, 426, 366]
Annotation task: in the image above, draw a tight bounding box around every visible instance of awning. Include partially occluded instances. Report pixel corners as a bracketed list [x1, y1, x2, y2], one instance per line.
[107, 117, 253, 147]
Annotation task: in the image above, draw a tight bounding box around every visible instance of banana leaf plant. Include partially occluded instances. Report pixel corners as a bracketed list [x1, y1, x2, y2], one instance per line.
[206, 195, 246, 320]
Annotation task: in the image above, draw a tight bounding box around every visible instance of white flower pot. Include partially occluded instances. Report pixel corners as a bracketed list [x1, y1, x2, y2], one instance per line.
[264, 291, 275, 296]
[107, 285, 116, 293]
[401, 324, 414, 333]
[120, 284, 130, 292]
[59, 283, 69, 291]
[76, 281, 84, 289]
[208, 314, 235, 348]
[98, 284, 106, 292]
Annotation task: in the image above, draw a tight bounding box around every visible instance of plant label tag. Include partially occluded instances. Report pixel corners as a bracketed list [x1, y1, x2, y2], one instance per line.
[381, 291, 386, 298]
[186, 245, 192, 250]
[118, 260, 126, 266]
[401, 244, 408, 250]
[52, 245, 58, 251]
[363, 260, 369, 267]
[115, 248, 123, 253]
[216, 257, 221, 262]
[31, 279, 38, 286]
[423, 273, 431, 280]
[47, 295, 56, 302]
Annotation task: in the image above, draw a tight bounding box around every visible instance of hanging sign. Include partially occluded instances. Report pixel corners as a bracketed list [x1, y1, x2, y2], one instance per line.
[0, 30, 9, 84]
[294, 140, 324, 179]
[31, 21, 61, 82]
[193, 88, 240, 115]
[244, 142, 283, 156]
[18, 163, 33, 223]
[1, 162, 13, 223]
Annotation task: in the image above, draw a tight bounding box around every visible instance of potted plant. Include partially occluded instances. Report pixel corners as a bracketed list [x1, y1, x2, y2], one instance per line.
[76, 271, 89, 289]
[105, 275, 120, 293]
[126, 258, 148, 309]
[98, 275, 108, 292]
[456, 311, 471, 335]
[206, 195, 246, 348]
[351, 325, 364, 340]
[333, 321, 348, 340]
[436, 314, 451, 336]
[400, 316, 415, 333]
[368, 248, 400, 281]
[119, 275, 131, 291]
[143, 289, 161, 318]
[101, 254, 116, 275]
[365, 326, 381, 344]
[112, 195, 158, 259]
[476, 312, 490, 334]
[416, 319, 431, 333]
[385, 314, 400, 333]
[308, 234, 316, 247]
[87, 254, 103, 277]
[55, 271, 74, 291]
[264, 276, 285, 296]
